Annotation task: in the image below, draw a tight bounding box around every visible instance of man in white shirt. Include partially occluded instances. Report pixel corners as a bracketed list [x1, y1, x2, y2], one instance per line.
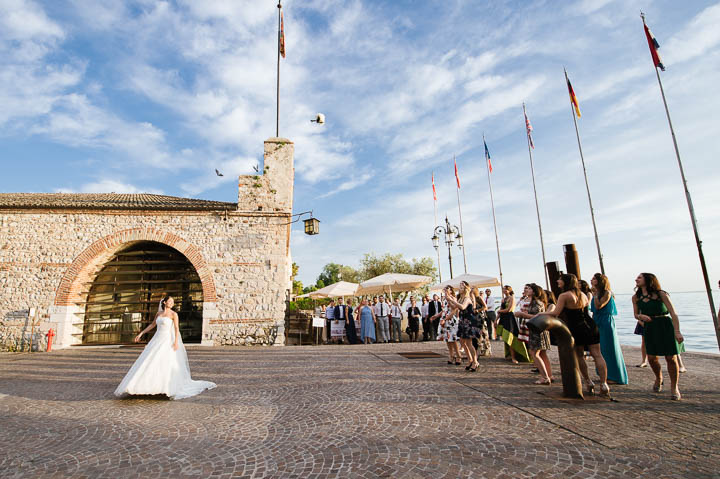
[390, 298, 403, 343]
[373, 295, 390, 343]
[325, 299, 336, 344]
[485, 289, 497, 340]
[420, 297, 430, 341]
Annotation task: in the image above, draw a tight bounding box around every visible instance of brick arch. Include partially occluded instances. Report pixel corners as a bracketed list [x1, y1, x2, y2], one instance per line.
[54, 228, 217, 306]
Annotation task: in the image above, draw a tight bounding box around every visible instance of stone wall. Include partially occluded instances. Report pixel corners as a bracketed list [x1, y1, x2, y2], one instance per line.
[0, 138, 295, 351]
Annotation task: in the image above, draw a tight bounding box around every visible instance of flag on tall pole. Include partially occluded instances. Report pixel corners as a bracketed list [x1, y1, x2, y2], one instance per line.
[432, 172, 437, 201]
[566, 75, 581, 118]
[642, 16, 665, 71]
[484, 139, 493, 173]
[454, 158, 461, 189]
[453, 156, 468, 274]
[522, 103, 549, 289]
[483, 135, 503, 287]
[275, 2, 284, 137]
[279, 10, 286, 58]
[432, 172, 442, 282]
[641, 12, 719, 351]
[524, 108, 535, 149]
[564, 68, 605, 274]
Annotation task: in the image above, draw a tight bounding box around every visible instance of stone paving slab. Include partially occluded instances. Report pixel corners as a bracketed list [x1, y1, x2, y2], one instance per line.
[0, 342, 718, 478]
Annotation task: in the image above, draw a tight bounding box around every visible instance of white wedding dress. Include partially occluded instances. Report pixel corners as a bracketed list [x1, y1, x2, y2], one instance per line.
[114, 315, 216, 400]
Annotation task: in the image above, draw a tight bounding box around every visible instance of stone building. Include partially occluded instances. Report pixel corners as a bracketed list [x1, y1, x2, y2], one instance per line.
[0, 138, 295, 351]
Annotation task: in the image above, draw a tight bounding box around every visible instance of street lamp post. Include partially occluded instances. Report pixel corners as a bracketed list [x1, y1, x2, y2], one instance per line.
[432, 216, 463, 280]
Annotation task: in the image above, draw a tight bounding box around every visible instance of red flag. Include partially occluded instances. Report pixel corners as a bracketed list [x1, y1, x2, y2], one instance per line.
[279, 10, 286, 58]
[454, 158, 461, 189]
[524, 110, 535, 149]
[432, 173, 437, 201]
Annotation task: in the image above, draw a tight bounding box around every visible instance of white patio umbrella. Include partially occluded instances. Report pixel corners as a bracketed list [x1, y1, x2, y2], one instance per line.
[428, 273, 501, 293]
[357, 273, 432, 297]
[307, 281, 359, 299]
[295, 293, 312, 298]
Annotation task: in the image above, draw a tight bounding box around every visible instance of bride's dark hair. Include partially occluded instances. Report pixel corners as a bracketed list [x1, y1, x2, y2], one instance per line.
[159, 294, 173, 312]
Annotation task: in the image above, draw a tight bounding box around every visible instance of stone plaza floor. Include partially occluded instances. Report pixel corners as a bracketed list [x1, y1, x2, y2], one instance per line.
[1, 341, 718, 478]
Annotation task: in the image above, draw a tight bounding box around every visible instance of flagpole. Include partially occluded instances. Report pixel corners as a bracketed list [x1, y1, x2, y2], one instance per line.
[433, 172, 443, 283]
[484, 134, 503, 287]
[641, 13, 719, 351]
[454, 155, 468, 274]
[276, 1, 281, 137]
[523, 103, 550, 290]
[564, 68, 605, 275]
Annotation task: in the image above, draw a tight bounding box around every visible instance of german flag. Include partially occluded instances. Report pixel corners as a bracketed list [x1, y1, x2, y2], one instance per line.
[566, 77, 581, 118]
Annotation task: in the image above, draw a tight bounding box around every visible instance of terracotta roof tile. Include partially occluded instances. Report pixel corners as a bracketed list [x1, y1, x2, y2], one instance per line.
[0, 193, 236, 211]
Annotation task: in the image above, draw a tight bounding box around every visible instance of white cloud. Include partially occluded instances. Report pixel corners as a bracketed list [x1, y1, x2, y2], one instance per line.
[664, 2, 720, 63]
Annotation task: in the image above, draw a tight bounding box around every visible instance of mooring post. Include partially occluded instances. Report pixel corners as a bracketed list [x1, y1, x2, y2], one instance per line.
[528, 314, 584, 399]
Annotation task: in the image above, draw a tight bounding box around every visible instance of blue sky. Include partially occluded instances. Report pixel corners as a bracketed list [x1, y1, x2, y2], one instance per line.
[2, 0, 720, 294]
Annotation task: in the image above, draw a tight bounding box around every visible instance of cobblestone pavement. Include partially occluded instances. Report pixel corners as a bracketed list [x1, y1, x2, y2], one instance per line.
[1, 342, 718, 478]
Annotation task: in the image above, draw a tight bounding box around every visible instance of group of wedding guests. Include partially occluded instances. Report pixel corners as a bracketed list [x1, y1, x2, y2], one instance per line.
[319, 271, 686, 400]
[493, 272, 685, 400]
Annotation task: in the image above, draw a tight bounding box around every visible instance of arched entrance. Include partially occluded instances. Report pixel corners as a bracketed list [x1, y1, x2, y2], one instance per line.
[80, 242, 203, 345]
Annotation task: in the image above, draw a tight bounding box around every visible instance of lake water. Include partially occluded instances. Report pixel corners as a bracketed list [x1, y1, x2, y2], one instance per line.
[614, 291, 719, 354]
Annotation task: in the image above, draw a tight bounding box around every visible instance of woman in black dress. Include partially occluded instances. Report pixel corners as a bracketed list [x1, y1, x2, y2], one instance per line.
[545, 274, 609, 396]
[445, 281, 482, 372]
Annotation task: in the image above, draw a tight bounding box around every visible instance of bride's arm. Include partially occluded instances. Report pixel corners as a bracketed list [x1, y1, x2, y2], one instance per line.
[172, 312, 180, 351]
[134, 313, 159, 342]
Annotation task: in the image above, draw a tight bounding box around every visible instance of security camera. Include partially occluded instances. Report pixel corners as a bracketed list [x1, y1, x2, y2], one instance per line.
[311, 113, 325, 124]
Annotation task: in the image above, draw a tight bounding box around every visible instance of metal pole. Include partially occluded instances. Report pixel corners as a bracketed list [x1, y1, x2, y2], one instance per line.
[276, 2, 281, 137]
[524, 103, 550, 290]
[648, 44, 720, 351]
[433, 172, 442, 283]
[484, 134, 503, 287]
[564, 69, 605, 275]
[445, 216, 454, 279]
[454, 155, 468, 274]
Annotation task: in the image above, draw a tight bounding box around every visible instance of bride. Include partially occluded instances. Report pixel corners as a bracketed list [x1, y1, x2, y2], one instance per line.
[114, 295, 216, 400]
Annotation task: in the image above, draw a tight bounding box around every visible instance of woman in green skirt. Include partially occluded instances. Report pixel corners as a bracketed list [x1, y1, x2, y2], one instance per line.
[632, 273, 685, 400]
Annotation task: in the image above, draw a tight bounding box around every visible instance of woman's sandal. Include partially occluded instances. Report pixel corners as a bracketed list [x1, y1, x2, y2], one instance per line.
[653, 379, 663, 393]
[586, 381, 595, 396]
[636, 362, 648, 368]
[600, 383, 610, 396]
[534, 378, 551, 385]
[670, 391, 682, 401]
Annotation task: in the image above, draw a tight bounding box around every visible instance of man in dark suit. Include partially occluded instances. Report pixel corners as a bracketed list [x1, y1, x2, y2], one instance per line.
[427, 294, 442, 340]
[334, 298, 359, 344]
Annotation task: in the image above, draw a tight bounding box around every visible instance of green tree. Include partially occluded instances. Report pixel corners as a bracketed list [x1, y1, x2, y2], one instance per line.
[317, 263, 342, 286]
[358, 253, 437, 282]
[316, 262, 361, 285]
[291, 262, 303, 295]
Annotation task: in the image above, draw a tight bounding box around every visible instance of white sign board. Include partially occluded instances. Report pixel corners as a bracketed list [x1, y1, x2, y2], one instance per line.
[312, 316, 325, 328]
[330, 320, 346, 338]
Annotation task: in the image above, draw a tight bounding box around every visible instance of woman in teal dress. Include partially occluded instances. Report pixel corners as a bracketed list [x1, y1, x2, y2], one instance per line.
[590, 273, 628, 385]
[633, 273, 685, 400]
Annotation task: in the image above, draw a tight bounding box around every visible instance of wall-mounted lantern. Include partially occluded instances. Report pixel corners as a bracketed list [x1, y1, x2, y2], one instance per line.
[303, 216, 320, 235]
[285, 210, 320, 236]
